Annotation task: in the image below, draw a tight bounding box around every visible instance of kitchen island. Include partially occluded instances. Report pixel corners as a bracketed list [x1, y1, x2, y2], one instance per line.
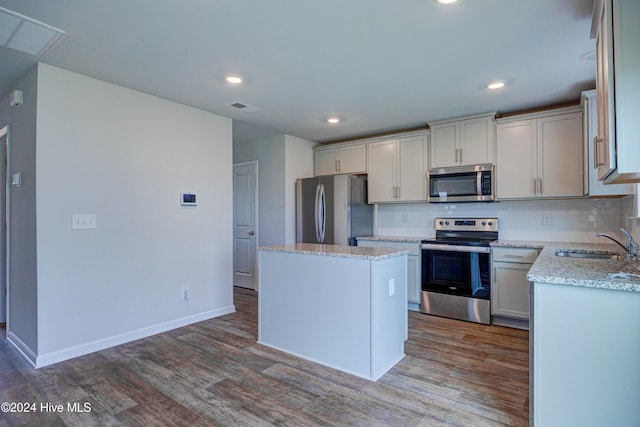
[524, 242, 640, 427]
[258, 243, 408, 381]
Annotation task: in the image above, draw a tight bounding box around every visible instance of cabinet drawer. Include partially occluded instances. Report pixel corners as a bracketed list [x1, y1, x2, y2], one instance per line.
[492, 247, 539, 264]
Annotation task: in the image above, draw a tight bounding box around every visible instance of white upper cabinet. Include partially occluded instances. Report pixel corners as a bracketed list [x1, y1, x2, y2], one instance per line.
[314, 143, 367, 176]
[591, 0, 640, 183]
[368, 133, 428, 203]
[496, 107, 585, 200]
[429, 114, 495, 169]
[582, 90, 634, 196]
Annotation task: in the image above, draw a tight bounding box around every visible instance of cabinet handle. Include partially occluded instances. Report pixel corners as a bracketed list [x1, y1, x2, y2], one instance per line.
[397, 186, 401, 199]
[455, 148, 459, 164]
[532, 178, 537, 195]
[594, 137, 604, 167]
[539, 177, 543, 195]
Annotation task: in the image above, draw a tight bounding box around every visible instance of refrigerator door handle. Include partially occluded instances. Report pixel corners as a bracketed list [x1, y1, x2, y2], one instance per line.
[319, 184, 326, 242]
[314, 184, 321, 242]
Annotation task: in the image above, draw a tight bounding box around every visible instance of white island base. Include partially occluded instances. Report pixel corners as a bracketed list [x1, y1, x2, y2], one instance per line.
[258, 244, 408, 381]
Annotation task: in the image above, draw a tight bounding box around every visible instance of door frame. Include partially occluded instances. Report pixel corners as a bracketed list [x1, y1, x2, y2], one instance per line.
[1, 125, 10, 326]
[232, 160, 259, 290]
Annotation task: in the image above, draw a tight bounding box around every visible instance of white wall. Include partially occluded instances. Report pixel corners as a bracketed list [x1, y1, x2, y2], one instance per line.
[234, 134, 286, 247]
[24, 64, 233, 366]
[376, 196, 634, 243]
[284, 135, 316, 243]
[233, 130, 316, 246]
[0, 66, 39, 353]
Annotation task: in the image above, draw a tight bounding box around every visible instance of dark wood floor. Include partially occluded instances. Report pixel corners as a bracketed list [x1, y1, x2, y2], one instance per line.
[0, 288, 529, 426]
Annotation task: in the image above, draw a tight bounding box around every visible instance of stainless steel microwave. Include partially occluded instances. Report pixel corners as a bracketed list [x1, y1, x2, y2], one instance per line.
[427, 164, 495, 203]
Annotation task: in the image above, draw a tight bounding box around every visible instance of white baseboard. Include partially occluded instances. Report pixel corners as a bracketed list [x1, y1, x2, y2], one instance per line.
[7, 331, 37, 368]
[30, 305, 235, 368]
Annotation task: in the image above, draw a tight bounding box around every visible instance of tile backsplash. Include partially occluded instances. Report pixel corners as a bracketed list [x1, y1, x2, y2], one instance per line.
[376, 196, 636, 243]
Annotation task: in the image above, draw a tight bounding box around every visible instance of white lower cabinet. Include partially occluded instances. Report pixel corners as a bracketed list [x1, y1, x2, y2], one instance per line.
[491, 247, 539, 325]
[357, 239, 421, 307]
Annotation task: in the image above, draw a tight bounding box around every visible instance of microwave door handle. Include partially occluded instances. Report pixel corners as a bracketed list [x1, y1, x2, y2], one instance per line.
[477, 171, 482, 196]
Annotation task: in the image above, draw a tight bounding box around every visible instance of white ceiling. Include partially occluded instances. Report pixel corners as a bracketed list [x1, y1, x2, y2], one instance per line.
[0, 0, 596, 143]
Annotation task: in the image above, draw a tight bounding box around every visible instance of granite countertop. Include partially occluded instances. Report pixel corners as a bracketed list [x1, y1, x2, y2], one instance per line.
[356, 235, 427, 243]
[259, 243, 409, 261]
[491, 239, 547, 249]
[525, 242, 640, 293]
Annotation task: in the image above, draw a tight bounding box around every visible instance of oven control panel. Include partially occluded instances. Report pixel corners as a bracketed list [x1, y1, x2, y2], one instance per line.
[434, 217, 498, 232]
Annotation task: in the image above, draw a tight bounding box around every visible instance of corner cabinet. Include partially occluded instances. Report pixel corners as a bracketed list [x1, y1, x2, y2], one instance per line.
[491, 247, 539, 328]
[591, 0, 640, 184]
[496, 107, 585, 200]
[357, 239, 421, 308]
[367, 133, 428, 203]
[428, 113, 495, 169]
[314, 143, 367, 176]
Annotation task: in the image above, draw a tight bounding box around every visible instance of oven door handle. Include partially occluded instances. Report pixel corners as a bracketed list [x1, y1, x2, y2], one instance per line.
[421, 244, 491, 253]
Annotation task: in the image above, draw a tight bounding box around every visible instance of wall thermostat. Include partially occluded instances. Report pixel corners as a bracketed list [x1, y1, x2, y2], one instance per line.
[180, 192, 197, 206]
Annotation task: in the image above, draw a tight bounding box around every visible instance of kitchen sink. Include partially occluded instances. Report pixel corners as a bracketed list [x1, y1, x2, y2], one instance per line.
[555, 249, 622, 260]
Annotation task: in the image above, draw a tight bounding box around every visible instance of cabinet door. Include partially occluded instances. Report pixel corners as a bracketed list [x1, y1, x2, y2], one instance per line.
[583, 91, 633, 196]
[492, 262, 530, 319]
[460, 116, 494, 166]
[429, 123, 458, 168]
[496, 120, 537, 199]
[314, 149, 338, 176]
[538, 113, 584, 197]
[398, 136, 427, 202]
[594, 0, 616, 180]
[368, 140, 397, 203]
[338, 144, 367, 174]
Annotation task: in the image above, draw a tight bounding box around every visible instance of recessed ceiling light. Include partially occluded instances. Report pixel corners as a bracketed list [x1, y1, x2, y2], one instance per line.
[225, 75, 243, 84]
[327, 117, 341, 124]
[486, 81, 505, 90]
[435, 0, 459, 4]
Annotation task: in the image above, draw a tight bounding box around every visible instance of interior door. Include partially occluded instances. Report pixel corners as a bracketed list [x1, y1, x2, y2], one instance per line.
[233, 161, 257, 289]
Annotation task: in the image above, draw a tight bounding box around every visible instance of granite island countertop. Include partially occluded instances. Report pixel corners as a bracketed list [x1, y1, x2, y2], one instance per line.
[259, 243, 409, 261]
[356, 235, 427, 244]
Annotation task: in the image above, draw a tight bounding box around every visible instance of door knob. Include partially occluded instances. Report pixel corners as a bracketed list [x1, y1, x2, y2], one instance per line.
[248, 231, 255, 235]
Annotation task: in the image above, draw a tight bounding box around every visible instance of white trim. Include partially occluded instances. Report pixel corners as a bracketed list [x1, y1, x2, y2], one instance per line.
[0, 125, 8, 326]
[7, 331, 37, 368]
[28, 305, 235, 368]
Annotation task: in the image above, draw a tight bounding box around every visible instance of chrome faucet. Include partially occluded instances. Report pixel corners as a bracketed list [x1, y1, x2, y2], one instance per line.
[596, 228, 639, 259]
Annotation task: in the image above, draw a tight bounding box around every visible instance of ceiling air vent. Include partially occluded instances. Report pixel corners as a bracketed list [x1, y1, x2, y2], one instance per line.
[0, 7, 66, 58]
[226, 101, 261, 113]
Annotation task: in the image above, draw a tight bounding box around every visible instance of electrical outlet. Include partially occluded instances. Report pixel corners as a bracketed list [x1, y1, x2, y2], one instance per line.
[402, 214, 408, 224]
[183, 286, 190, 301]
[542, 214, 553, 226]
[72, 214, 97, 229]
[388, 278, 395, 296]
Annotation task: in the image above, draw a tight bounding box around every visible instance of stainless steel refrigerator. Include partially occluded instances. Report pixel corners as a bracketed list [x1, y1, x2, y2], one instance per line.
[296, 175, 373, 246]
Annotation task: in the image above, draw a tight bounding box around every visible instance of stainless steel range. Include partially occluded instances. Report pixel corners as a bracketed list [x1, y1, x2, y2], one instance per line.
[420, 217, 498, 325]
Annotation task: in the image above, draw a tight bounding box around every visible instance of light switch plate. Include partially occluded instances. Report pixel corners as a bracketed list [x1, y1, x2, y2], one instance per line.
[388, 278, 395, 296]
[72, 214, 96, 229]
